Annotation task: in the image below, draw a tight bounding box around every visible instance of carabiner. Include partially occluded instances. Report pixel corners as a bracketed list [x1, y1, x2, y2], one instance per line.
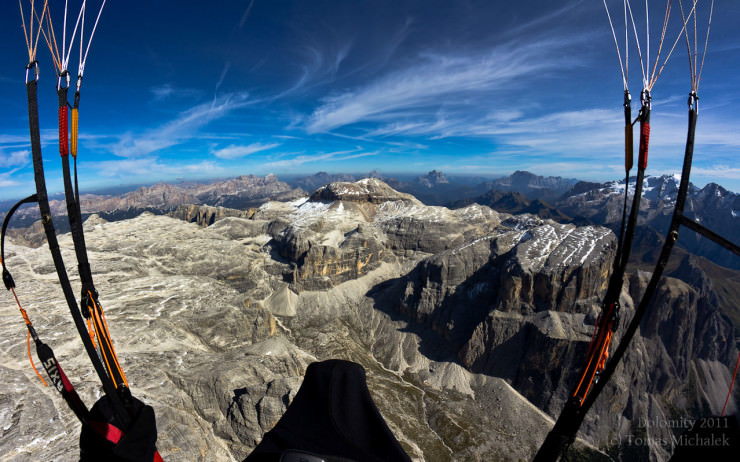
[25, 61, 39, 84]
[688, 91, 699, 114]
[57, 71, 71, 91]
[640, 89, 652, 110]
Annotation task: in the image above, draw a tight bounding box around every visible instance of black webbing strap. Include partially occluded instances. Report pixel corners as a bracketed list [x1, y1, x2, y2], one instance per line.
[1, 174, 133, 453]
[534, 92, 740, 461]
[58, 85, 129, 392]
[58, 84, 96, 298]
[73, 90, 81, 205]
[576, 101, 699, 424]
[26, 77, 130, 428]
[677, 215, 740, 257]
[534, 96, 654, 462]
[614, 90, 633, 272]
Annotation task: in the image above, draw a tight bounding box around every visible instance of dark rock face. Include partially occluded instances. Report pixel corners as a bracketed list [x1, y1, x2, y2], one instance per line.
[481, 170, 579, 202]
[415, 170, 450, 188]
[287, 172, 358, 192]
[170, 204, 255, 227]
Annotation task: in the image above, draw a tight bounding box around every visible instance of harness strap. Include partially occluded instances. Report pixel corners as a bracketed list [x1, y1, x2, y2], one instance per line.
[26, 77, 130, 427]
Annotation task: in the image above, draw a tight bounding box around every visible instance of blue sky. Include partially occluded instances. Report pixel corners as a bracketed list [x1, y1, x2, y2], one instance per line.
[1, 0, 738, 200]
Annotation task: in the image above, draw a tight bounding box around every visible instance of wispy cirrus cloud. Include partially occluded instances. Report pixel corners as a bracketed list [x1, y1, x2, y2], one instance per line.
[210, 142, 280, 159]
[304, 35, 584, 134]
[691, 165, 740, 181]
[0, 149, 29, 168]
[264, 149, 376, 169]
[110, 92, 252, 158]
[237, 0, 255, 30]
[85, 157, 227, 180]
[0, 170, 21, 188]
[149, 84, 204, 102]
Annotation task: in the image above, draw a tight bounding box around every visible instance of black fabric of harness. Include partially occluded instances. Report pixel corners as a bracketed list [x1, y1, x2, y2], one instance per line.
[26, 77, 131, 428]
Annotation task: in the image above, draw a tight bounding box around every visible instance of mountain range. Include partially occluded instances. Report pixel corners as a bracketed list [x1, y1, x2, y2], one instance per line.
[4, 169, 739, 336]
[1, 177, 738, 461]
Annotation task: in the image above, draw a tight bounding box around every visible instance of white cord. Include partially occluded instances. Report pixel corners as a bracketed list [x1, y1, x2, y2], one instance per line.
[63, 2, 86, 72]
[603, 0, 629, 90]
[79, 0, 106, 78]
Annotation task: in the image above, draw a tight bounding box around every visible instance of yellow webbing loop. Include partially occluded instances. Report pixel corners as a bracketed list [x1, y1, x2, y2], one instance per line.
[71, 107, 79, 158]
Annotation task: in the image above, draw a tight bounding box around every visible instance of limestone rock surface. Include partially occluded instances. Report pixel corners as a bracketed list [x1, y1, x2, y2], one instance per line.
[1, 179, 736, 462]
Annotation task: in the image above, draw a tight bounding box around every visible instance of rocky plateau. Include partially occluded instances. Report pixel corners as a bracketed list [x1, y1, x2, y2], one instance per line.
[0, 179, 737, 461]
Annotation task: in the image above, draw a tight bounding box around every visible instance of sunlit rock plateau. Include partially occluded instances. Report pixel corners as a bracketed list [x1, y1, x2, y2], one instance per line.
[1, 179, 736, 461]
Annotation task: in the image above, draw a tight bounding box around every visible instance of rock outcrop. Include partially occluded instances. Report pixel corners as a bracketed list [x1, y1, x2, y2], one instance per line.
[170, 204, 256, 227]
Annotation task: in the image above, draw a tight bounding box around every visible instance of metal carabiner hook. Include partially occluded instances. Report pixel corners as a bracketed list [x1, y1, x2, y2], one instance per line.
[640, 89, 652, 110]
[25, 61, 40, 85]
[57, 71, 71, 91]
[688, 91, 699, 114]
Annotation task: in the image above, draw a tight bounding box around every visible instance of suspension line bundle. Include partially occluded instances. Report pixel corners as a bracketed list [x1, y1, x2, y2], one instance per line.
[4, 2, 162, 460]
[534, 1, 739, 461]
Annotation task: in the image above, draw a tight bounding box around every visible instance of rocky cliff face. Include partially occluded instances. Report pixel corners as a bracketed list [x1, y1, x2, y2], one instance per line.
[170, 204, 256, 227]
[1, 179, 736, 461]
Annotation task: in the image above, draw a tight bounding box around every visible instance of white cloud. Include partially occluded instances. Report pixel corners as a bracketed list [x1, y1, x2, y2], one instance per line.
[237, 0, 255, 30]
[691, 165, 740, 180]
[0, 167, 23, 188]
[0, 149, 30, 168]
[150, 84, 175, 101]
[0, 177, 20, 188]
[85, 157, 226, 179]
[111, 92, 252, 158]
[211, 142, 280, 160]
[264, 149, 376, 169]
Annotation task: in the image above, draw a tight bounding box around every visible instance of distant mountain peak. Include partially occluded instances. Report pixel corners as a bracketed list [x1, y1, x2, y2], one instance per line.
[415, 170, 449, 188]
[482, 171, 578, 202]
